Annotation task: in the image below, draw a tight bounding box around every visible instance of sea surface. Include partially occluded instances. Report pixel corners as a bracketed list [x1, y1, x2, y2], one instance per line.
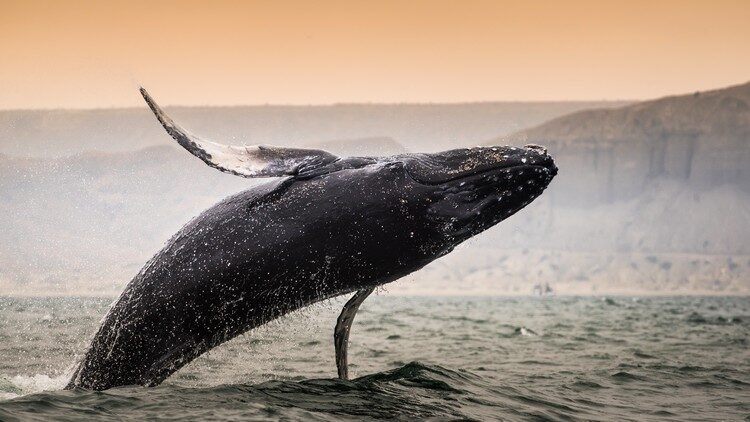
[0, 295, 748, 421]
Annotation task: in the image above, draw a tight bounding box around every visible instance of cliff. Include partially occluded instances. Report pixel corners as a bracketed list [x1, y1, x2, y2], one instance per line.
[505, 81, 750, 203]
[451, 81, 750, 294]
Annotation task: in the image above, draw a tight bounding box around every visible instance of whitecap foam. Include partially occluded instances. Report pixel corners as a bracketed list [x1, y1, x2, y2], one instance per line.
[0, 373, 69, 400]
[515, 326, 538, 336]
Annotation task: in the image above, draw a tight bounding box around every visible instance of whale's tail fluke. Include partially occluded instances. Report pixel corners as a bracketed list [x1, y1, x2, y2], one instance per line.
[139, 87, 339, 179]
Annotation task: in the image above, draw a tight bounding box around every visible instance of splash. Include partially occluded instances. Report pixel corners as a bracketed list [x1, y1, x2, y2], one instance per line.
[0, 373, 69, 400]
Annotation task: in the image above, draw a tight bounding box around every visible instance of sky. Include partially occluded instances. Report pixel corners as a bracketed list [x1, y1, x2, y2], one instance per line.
[1, 0, 749, 109]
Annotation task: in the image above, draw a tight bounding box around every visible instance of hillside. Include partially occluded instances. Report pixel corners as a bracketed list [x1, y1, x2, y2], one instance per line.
[0, 101, 626, 158]
[505, 81, 750, 200]
[451, 81, 750, 295]
[514, 81, 750, 146]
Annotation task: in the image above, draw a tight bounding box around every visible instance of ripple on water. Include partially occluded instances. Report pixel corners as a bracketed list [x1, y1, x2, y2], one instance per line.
[0, 296, 748, 421]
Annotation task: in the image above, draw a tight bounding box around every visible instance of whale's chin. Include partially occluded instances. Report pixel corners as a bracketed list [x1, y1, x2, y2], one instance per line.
[426, 162, 556, 240]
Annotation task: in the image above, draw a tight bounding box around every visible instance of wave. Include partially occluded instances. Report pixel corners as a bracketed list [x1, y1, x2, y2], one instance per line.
[0, 373, 69, 400]
[0, 362, 599, 421]
[0, 363, 491, 421]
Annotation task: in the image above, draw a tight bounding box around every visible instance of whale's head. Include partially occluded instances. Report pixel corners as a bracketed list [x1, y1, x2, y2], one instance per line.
[402, 145, 557, 242]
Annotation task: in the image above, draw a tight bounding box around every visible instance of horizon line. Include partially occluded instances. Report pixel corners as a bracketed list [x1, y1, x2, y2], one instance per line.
[0, 98, 637, 113]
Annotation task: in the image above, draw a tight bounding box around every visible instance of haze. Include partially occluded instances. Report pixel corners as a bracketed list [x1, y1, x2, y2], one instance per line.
[1, 0, 748, 296]
[2, 0, 750, 109]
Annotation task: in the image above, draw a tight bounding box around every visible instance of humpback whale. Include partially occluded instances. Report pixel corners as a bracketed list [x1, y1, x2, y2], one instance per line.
[66, 88, 557, 390]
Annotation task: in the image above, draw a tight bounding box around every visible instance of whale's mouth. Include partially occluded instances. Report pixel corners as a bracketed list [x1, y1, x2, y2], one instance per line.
[419, 147, 557, 239]
[429, 163, 556, 216]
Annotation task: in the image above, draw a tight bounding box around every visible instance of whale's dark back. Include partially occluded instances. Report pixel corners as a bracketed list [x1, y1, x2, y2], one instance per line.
[67, 164, 450, 390]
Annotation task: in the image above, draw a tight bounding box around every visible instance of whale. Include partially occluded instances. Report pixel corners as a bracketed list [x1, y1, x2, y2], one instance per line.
[66, 88, 557, 390]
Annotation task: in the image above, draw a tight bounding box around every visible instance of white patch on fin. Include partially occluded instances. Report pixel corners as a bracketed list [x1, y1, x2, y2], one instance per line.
[140, 87, 339, 178]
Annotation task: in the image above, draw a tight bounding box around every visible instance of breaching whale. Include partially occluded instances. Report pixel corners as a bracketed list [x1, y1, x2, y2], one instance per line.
[66, 88, 557, 390]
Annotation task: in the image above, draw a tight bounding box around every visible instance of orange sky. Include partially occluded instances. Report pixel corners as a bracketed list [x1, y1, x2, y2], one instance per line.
[1, 0, 749, 109]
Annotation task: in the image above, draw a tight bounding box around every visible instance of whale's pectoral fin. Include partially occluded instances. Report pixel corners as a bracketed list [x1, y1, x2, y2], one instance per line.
[139, 87, 340, 178]
[334, 287, 374, 380]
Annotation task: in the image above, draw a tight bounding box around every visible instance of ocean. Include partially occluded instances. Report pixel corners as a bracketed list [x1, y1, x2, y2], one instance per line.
[0, 295, 748, 421]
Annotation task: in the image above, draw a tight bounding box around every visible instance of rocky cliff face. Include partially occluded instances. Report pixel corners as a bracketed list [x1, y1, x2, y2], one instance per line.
[460, 81, 750, 294]
[507, 81, 750, 205]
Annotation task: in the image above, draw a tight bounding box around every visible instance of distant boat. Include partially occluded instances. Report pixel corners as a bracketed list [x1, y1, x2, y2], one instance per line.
[532, 282, 554, 297]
